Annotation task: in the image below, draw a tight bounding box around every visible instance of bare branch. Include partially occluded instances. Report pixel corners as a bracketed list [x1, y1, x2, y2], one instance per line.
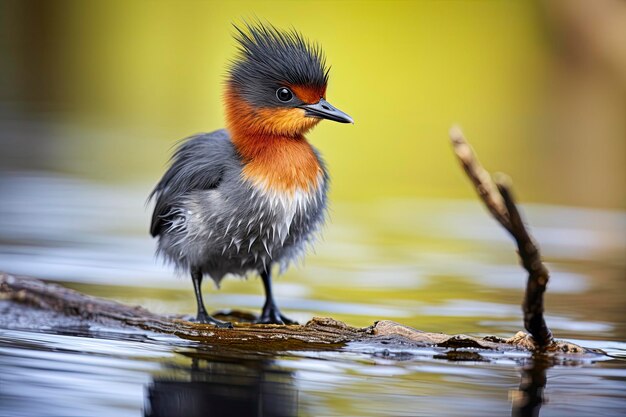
[449, 125, 512, 233]
[450, 126, 554, 348]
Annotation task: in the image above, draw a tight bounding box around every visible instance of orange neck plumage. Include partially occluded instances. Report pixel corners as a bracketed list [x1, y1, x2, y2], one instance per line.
[225, 87, 323, 193]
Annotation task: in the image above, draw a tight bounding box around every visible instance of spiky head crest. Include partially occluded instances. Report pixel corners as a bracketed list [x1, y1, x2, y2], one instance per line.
[228, 22, 329, 108]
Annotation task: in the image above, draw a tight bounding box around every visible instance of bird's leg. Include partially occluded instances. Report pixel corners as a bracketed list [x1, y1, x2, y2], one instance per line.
[257, 268, 297, 325]
[191, 268, 232, 328]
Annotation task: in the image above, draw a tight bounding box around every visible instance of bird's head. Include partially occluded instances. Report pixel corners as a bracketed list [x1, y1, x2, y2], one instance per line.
[225, 22, 353, 139]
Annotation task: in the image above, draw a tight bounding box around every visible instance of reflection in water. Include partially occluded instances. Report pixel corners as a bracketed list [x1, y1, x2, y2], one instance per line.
[511, 355, 549, 417]
[0, 175, 625, 416]
[510, 353, 609, 417]
[0, 322, 624, 417]
[145, 354, 297, 417]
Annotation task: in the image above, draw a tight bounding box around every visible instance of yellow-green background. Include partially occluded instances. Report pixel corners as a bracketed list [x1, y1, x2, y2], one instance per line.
[1, 0, 625, 208]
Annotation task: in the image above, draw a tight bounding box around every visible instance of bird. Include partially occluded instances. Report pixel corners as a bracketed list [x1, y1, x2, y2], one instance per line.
[149, 22, 353, 328]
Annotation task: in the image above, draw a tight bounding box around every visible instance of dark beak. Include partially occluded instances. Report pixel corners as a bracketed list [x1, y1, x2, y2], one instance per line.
[299, 98, 354, 124]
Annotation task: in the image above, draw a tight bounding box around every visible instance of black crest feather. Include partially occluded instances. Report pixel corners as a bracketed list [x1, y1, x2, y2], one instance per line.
[228, 22, 329, 106]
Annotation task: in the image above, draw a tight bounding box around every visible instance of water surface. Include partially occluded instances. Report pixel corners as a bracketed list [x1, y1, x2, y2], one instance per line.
[0, 173, 625, 416]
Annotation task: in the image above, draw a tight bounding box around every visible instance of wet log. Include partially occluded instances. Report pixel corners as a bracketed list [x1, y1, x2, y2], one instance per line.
[450, 126, 553, 348]
[1, 272, 584, 354]
[0, 126, 581, 354]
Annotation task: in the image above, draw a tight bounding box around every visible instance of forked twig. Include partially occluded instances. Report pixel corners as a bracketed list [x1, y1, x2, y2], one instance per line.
[450, 126, 553, 348]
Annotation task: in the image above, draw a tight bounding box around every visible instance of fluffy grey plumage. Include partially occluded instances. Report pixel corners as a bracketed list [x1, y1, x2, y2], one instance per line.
[149, 129, 329, 284]
[149, 22, 350, 326]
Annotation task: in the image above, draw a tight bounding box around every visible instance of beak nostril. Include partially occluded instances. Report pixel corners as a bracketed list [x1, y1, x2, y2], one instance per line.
[321, 105, 330, 110]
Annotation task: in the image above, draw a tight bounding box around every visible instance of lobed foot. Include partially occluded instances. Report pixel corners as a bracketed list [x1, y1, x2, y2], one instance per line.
[194, 312, 233, 328]
[257, 305, 298, 325]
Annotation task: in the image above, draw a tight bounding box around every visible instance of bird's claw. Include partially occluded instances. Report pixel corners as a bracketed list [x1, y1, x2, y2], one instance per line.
[257, 306, 297, 325]
[194, 312, 233, 328]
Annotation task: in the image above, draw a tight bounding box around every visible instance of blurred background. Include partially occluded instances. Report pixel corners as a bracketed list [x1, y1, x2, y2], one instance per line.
[0, 0, 625, 331]
[1, 1, 626, 416]
[1, 0, 624, 207]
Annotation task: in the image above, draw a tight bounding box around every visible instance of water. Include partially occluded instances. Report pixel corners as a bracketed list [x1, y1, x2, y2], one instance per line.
[1, 173, 625, 417]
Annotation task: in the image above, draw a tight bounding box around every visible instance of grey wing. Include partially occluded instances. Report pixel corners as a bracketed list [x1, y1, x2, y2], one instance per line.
[149, 129, 234, 237]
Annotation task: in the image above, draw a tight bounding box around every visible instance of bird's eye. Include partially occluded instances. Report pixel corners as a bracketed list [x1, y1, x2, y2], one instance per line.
[276, 87, 293, 102]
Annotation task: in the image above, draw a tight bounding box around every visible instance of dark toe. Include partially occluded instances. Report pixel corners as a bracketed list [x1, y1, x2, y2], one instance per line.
[279, 314, 298, 325]
[257, 309, 297, 325]
[213, 320, 234, 329]
[195, 313, 233, 328]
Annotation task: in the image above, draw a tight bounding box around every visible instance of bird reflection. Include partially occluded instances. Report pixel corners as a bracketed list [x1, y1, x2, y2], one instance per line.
[144, 352, 297, 417]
